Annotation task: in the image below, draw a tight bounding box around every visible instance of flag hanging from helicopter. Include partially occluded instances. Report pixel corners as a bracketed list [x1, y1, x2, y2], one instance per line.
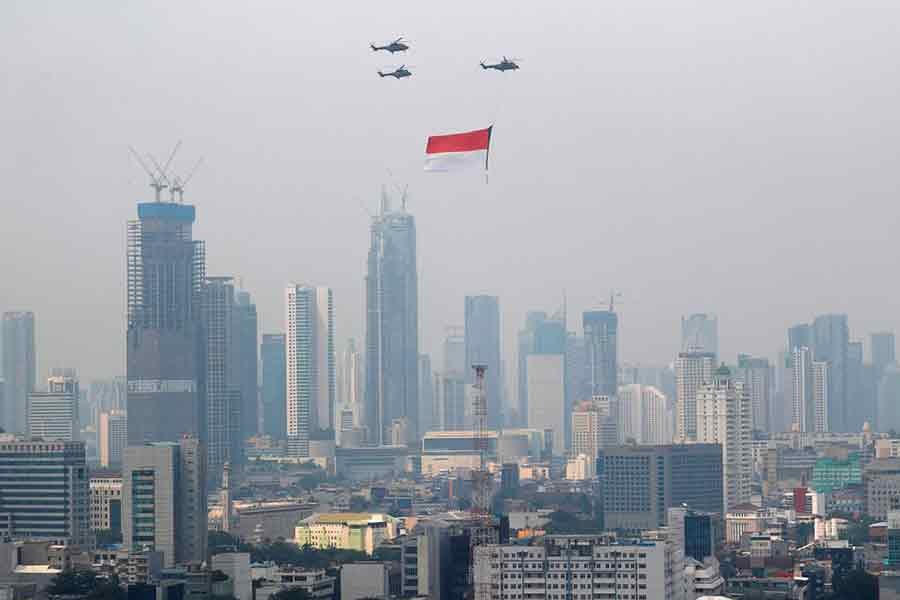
[424, 126, 493, 172]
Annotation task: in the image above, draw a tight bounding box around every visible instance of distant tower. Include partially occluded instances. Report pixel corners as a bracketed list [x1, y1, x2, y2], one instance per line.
[681, 314, 718, 355]
[364, 195, 419, 446]
[126, 200, 205, 445]
[221, 462, 233, 533]
[583, 310, 618, 398]
[1, 311, 36, 434]
[465, 296, 502, 429]
[261, 334, 287, 439]
[675, 351, 716, 441]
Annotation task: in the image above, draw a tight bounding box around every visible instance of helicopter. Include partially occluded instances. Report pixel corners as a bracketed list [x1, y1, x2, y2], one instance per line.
[378, 65, 412, 79]
[371, 37, 410, 54]
[480, 56, 520, 72]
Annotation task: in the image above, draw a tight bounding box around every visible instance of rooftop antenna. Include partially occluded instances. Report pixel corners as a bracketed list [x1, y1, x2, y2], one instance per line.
[129, 146, 167, 202]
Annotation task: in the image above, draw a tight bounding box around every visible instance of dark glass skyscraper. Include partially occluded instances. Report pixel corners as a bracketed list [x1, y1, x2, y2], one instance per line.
[1, 311, 35, 434]
[234, 290, 258, 440]
[465, 295, 501, 429]
[261, 334, 286, 439]
[873, 332, 897, 379]
[583, 310, 618, 397]
[126, 202, 205, 444]
[365, 203, 418, 446]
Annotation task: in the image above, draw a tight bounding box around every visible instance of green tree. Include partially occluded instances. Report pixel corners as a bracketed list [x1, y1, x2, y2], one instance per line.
[47, 568, 98, 596]
[831, 568, 877, 600]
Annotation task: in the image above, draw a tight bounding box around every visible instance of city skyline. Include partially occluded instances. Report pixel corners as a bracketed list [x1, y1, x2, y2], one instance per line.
[4, 2, 900, 386]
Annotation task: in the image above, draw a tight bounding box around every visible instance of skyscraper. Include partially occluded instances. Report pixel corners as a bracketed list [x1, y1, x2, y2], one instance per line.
[465, 295, 501, 429]
[126, 202, 205, 445]
[338, 338, 362, 427]
[675, 351, 715, 441]
[813, 361, 830, 433]
[234, 290, 259, 441]
[517, 311, 548, 423]
[790, 346, 815, 432]
[847, 340, 866, 431]
[571, 396, 619, 459]
[737, 355, 772, 433]
[286, 285, 316, 457]
[2, 311, 36, 434]
[583, 310, 618, 398]
[618, 384, 671, 445]
[200, 277, 242, 472]
[873, 332, 897, 379]
[313, 287, 335, 433]
[261, 334, 286, 439]
[527, 354, 566, 455]
[365, 202, 418, 446]
[123, 438, 207, 567]
[418, 354, 434, 433]
[99, 409, 127, 467]
[434, 371, 467, 431]
[681, 313, 718, 354]
[27, 372, 79, 442]
[812, 314, 849, 432]
[695, 365, 752, 510]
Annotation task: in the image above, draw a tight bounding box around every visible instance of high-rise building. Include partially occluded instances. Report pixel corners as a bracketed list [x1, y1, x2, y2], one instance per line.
[675, 351, 715, 441]
[526, 354, 565, 455]
[682, 313, 718, 354]
[598, 444, 724, 530]
[618, 384, 671, 444]
[583, 310, 618, 397]
[365, 202, 418, 446]
[873, 332, 897, 379]
[473, 535, 684, 600]
[285, 285, 316, 457]
[879, 365, 900, 433]
[695, 365, 752, 510]
[737, 355, 772, 433]
[433, 372, 467, 431]
[201, 277, 242, 472]
[338, 338, 362, 427]
[0, 438, 91, 547]
[234, 290, 259, 441]
[260, 334, 286, 439]
[788, 323, 812, 354]
[442, 326, 466, 374]
[1, 311, 36, 434]
[465, 296, 501, 429]
[28, 372, 79, 442]
[813, 361, 830, 433]
[126, 202, 205, 445]
[516, 311, 548, 423]
[571, 396, 619, 460]
[418, 354, 434, 433]
[847, 340, 866, 432]
[123, 437, 207, 567]
[790, 347, 815, 432]
[812, 313, 850, 432]
[565, 333, 588, 411]
[314, 287, 335, 433]
[99, 409, 127, 467]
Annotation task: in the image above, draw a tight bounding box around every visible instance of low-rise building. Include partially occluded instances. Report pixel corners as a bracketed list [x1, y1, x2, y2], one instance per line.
[340, 562, 393, 600]
[294, 513, 399, 555]
[256, 568, 335, 600]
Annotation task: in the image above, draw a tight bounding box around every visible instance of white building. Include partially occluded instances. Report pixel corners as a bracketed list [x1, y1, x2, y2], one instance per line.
[526, 354, 565, 455]
[473, 535, 684, 600]
[340, 562, 391, 600]
[695, 366, 752, 510]
[813, 361, 829, 433]
[27, 374, 79, 442]
[89, 474, 122, 533]
[285, 284, 334, 457]
[676, 352, 716, 442]
[618, 384, 671, 444]
[99, 409, 127, 467]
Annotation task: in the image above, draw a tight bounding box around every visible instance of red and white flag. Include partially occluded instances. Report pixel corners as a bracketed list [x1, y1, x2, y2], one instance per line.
[424, 126, 493, 172]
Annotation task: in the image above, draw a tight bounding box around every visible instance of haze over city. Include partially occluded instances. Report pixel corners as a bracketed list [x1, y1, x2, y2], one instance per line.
[4, 0, 900, 385]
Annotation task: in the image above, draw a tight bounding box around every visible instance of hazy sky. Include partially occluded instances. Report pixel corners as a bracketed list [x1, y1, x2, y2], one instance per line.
[2, 0, 899, 387]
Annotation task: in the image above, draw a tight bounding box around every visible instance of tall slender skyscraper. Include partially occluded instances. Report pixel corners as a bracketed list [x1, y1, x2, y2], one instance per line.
[675, 351, 715, 441]
[812, 314, 849, 432]
[200, 277, 242, 472]
[790, 346, 815, 432]
[517, 311, 548, 425]
[2, 311, 36, 434]
[365, 201, 418, 446]
[681, 313, 718, 354]
[737, 355, 772, 433]
[260, 334, 286, 439]
[126, 202, 205, 444]
[873, 332, 896, 379]
[286, 285, 317, 457]
[418, 354, 434, 433]
[465, 295, 501, 429]
[314, 287, 335, 432]
[338, 338, 361, 427]
[234, 290, 259, 441]
[583, 310, 618, 398]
